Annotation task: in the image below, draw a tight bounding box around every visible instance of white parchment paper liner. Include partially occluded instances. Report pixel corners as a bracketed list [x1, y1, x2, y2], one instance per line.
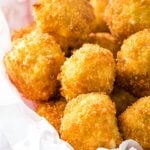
[0, 3, 143, 150]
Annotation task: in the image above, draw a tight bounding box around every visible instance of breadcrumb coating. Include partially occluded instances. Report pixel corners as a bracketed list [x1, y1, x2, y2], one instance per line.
[4, 31, 65, 101]
[33, 0, 95, 48]
[36, 97, 67, 133]
[12, 26, 69, 55]
[88, 32, 121, 57]
[12, 23, 35, 41]
[116, 29, 150, 97]
[60, 93, 122, 150]
[59, 44, 115, 101]
[105, 0, 150, 40]
[119, 96, 150, 149]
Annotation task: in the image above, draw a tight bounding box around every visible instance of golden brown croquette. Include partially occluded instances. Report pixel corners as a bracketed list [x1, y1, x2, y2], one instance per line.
[33, 0, 95, 48]
[116, 29, 150, 97]
[60, 93, 122, 150]
[105, 0, 150, 40]
[4, 31, 65, 101]
[119, 96, 150, 149]
[59, 44, 116, 101]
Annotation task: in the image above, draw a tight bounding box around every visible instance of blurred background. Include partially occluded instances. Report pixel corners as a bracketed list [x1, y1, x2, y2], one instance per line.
[0, 0, 36, 33]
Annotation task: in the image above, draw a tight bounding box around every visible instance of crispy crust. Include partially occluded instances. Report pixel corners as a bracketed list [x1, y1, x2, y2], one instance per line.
[4, 31, 65, 101]
[119, 96, 150, 149]
[12, 23, 69, 55]
[36, 97, 67, 133]
[88, 32, 121, 57]
[116, 72, 150, 97]
[60, 93, 122, 150]
[116, 29, 150, 97]
[104, 0, 150, 40]
[59, 44, 116, 101]
[12, 23, 35, 40]
[33, 0, 95, 48]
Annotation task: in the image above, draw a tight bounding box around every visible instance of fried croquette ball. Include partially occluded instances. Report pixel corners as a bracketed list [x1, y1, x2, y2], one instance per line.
[12, 25, 69, 55]
[111, 87, 137, 116]
[89, 0, 109, 32]
[4, 31, 65, 101]
[116, 29, 150, 97]
[59, 44, 115, 101]
[119, 96, 150, 149]
[105, 0, 150, 40]
[12, 23, 35, 41]
[88, 32, 121, 57]
[36, 98, 67, 133]
[33, 0, 95, 48]
[60, 93, 122, 150]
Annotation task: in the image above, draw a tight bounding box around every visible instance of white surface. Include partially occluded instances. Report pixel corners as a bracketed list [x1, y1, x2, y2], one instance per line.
[0, 103, 73, 150]
[0, 0, 36, 33]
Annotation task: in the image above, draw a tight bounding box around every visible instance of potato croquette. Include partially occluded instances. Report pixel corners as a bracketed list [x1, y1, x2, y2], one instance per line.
[12, 25, 69, 55]
[12, 23, 35, 41]
[111, 87, 137, 116]
[105, 0, 150, 40]
[36, 98, 67, 133]
[33, 0, 95, 48]
[88, 32, 121, 57]
[59, 44, 115, 101]
[119, 96, 150, 149]
[116, 29, 150, 98]
[4, 31, 65, 101]
[89, 0, 109, 32]
[60, 93, 122, 150]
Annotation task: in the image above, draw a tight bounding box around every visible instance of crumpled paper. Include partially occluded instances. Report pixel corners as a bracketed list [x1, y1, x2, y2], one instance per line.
[0, 0, 36, 33]
[0, 1, 143, 150]
[0, 8, 73, 150]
